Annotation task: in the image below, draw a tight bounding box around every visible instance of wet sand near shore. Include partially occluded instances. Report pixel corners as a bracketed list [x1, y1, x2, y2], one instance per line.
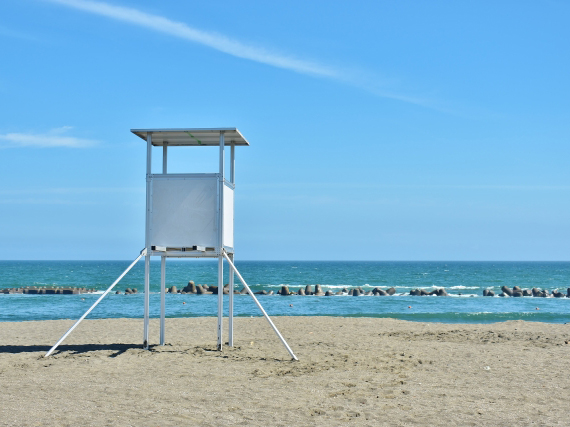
[1, 317, 569, 426]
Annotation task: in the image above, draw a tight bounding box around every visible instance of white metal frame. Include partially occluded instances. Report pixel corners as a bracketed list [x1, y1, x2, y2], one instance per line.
[45, 128, 297, 360]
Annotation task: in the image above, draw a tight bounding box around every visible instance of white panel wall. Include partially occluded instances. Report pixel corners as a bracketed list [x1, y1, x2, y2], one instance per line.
[223, 183, 234, 248]
[150, 177, 217, 248]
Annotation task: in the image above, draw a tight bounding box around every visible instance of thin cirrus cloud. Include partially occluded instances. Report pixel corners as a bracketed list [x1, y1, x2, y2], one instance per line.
[46, 0, 338, 78]
[45, 0, 430, 107]
[0, 126, 98, 148]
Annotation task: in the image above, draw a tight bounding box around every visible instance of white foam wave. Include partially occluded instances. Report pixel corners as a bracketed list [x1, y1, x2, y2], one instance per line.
[448, 293, 478, 298]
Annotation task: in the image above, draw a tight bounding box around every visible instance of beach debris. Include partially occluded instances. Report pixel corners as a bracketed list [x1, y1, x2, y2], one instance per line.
[483, 366, 491, 371]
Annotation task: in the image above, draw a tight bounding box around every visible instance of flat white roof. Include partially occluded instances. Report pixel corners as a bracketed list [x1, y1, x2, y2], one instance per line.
[131, 128, 250, 146]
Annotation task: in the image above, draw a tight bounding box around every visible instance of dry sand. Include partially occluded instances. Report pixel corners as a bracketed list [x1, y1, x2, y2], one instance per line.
[1, 317, 570, 426]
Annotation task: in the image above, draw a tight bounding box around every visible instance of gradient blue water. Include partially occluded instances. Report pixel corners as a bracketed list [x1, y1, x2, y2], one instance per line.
[1, 261, 569, 323]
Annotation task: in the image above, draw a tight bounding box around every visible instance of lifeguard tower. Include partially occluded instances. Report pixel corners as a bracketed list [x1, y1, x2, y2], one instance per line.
[45, 128, 297, 360]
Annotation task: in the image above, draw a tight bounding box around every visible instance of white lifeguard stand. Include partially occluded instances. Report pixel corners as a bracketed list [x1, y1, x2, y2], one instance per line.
[134, 128, 243, 351]
[45, 127, 297, 360]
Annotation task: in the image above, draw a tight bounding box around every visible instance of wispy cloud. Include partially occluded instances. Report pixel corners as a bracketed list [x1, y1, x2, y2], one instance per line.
[0, 187, 144, 204]
[0, 127, 98, 148]
[0, 25, 42, 42]
[46, 0, 337, 78]
[45, 0, 432, 107]
[0, 187, 144, 196]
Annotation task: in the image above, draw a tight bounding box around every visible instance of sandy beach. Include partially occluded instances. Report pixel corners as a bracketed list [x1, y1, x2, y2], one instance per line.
[1, 317, 569, 426]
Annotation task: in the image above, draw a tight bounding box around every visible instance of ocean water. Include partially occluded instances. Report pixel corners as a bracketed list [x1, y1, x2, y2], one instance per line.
[0, 261, 569, 323]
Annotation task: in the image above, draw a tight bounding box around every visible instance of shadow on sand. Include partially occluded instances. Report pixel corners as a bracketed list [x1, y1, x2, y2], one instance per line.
[0, 343, 144, 358]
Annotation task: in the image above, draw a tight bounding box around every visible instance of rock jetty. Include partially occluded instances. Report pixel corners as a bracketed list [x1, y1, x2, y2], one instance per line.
[484, 286, 569, 298]
[4, 282, 568, 299]
[0, 286, 97, 295]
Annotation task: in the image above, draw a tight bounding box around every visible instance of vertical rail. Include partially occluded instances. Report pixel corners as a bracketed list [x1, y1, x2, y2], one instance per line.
[144, 132, 152, 349]
[45, 250, 145, 357]
[144, 253, 150, 349]
[230, 142, 235, 184]
[229, 141, 235, 346]
[228, 252, 234, 347]
[217, 256, 223, 350]
[160, 255, 166, 346]
[160, 138, 167, 345]
[162, 142, 168, 174]
[217, 131, 225, 351]
[222, 251, 298, 361]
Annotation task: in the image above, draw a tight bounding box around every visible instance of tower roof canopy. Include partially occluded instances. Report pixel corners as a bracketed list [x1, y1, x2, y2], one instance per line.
[131, 128, 250, 146]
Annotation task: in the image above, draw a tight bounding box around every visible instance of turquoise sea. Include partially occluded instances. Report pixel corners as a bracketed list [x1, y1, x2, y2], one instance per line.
[0, 261, 569, 323]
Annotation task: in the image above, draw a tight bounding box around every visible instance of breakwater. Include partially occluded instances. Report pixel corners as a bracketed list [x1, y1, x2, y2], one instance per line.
[5, 283, 570, 299]
[129, 282, 570, 298]
[1, 286, 97, 295]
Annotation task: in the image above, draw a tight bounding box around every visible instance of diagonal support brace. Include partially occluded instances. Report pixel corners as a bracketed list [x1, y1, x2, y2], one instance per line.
[44, 249, 147, 357]
[222, 250, 298, 361]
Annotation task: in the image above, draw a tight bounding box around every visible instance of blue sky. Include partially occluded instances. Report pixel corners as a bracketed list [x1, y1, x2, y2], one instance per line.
[1, 0, 569, 260]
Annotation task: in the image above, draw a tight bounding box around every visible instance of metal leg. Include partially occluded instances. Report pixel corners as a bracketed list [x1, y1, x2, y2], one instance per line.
[45, 250, 146, 357]
[217, 255, 223, 351]
[143, 253, 150, 349]
[222, 251, 298, 360]
[228, 253, 234, 347]
[160, 255, 166, 346]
